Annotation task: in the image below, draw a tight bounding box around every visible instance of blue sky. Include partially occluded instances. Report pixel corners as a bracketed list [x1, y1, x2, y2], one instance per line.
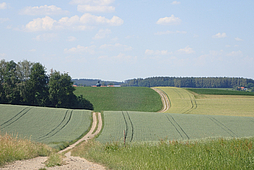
[0, 0, 253, 81]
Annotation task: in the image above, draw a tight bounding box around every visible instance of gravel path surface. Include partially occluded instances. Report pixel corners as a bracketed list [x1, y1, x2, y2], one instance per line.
[151, 87, 170, 112]
[1, 112, 105, 170]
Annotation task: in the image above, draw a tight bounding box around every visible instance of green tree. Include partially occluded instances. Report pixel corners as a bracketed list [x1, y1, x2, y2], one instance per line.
[2, 60, 21, 104]
[24, 63, 49, 106]
[49, 71, 75, 108]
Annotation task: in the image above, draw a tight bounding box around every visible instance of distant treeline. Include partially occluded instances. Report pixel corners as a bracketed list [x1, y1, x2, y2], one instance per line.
[72, 79, 123, 86]
[0, 60, 93, 110]
[123, 77, 254, 89]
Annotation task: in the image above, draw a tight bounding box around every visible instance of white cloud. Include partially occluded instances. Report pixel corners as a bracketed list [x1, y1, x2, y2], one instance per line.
[34, 33, 57, 41]
[155, 30, 186, 35]
[20, 5, 69, 15]
[64, 45, 96, 54]
[93, 29, 111, 39]
[145, 49, 172, 55]
[80, 13, 123, 26]
[212, 32, 227, 38]
[177, 46, 195, 54]
[171, 1, 181, 5]
[156, 15, 181, 25]
[25, 14, 123, 31]
[0, 2, 7, 9]
[25, 16, 56, 31]
[100, 43, 132, 51]
[29, 49, 36, 52]
[235, 37, 243, 41]
[0, 18, 9, 23]
[67, 36, 77, 41]
[70, 0, 115, 5]
[227, 50, 243, 57]
[77, 5, 115, 12]
[99, 53, 137, 63]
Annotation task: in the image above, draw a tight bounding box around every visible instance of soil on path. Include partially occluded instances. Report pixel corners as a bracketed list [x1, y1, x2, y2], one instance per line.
[151, 87, 170, 112]
[1, 112, 105, 170]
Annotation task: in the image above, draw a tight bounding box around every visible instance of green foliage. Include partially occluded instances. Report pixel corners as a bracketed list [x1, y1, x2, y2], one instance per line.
[24, 63, 49, 106]
[49, 71, 75, 108]
[0, 104, 92, 149]
[45, 153, 64, 167]
[73, 138, 254, 170]
[187, 88, 254, 96]
[0, 60, 93, 109]
[74, 87, 162, 112]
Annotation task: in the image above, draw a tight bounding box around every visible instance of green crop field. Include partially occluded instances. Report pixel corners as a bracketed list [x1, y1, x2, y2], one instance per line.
[187, 88, 254, 96]
[74, 87, 162, 112]
[0, 104, 92, 149]
[156, 87, 254, 117]
[97, 111, 254, 143]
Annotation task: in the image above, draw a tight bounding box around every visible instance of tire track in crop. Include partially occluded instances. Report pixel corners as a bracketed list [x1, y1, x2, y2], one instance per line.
[37, 110, 73, 141]
[172, 88, 189, 114]
[0, 107, 31, 130]
[126, 111, 134, 142]
[121, 111, 128, 143]
[208, 116, 238, 138]
[166, 114, 190, 140]
[182, 91, 197, 114]
[164, 114, 184, 140]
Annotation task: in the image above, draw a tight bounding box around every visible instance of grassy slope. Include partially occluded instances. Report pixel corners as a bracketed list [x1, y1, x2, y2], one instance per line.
[0, 133, 52, 167]
[97, 111, 254, 143]
[0, 104, 92, 149]
[74, 87, 162, 112]
[156, 87, 254, 117]
[72, 138, 254, 170]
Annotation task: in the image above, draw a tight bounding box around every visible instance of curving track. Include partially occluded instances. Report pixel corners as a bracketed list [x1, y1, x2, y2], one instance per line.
[151, 87, 170, 112]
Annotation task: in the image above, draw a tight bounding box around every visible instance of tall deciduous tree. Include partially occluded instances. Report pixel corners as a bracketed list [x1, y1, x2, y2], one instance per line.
[2, 60, 21, 104]
[49, 71, 75, 108]
[24, 63, 49, 106]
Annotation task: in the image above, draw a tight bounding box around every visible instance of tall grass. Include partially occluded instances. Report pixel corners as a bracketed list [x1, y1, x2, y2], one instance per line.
[72, 138, 254, 169]
[0, 133, 52, 167]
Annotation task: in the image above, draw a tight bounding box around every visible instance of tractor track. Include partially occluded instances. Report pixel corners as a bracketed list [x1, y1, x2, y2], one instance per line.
[37, 110, 73, 141]
[0, 107, 31, 130]
[208, 116, 238, 138]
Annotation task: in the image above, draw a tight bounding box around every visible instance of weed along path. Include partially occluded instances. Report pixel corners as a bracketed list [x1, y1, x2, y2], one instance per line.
[151, 87, 170, 112]
[1, 112, 105, 170]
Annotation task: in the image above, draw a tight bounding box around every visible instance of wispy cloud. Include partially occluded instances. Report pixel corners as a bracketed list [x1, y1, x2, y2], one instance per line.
[156, 15, 181, 25]
[64, 45, 96, 54]
[0, 2, 7, 9]
[34, 33, 58, 41]
[67, 36, 77, 42]
[212, 32, 227, 38]
[145, 49, 172, 55]
[77, 5, 115, 12]
[20, 5, 69, 15]
[25, 14, 123, 31]
[93, 29, 111, 39]
[100, 43, 132, 51]
[171, 1, 181, 5]
[155, 30, 186, 35]
[235, 37, 243, 41]
[177, 46, 195, 54]
[70, 0, 115, 6]
[0, 18, 9, 23]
